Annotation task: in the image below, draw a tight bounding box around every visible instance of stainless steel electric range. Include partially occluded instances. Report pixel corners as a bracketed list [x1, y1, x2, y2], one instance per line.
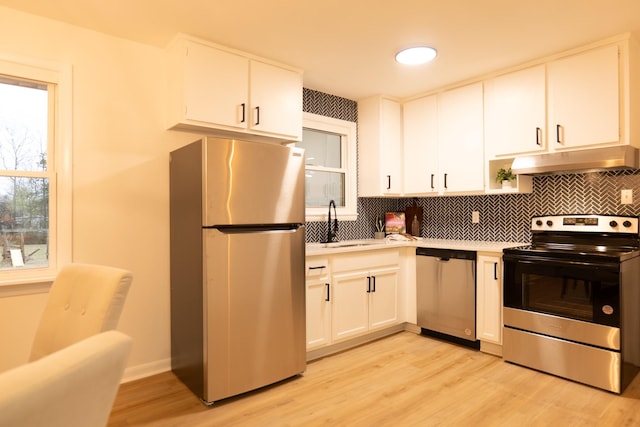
[502, 214, 640, 393]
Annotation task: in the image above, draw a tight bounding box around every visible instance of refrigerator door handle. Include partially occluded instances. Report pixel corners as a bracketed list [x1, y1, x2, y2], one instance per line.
[210, 224, 303, 234]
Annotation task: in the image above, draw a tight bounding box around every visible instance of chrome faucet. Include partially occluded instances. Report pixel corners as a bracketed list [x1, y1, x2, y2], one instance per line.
[326, 200, 338, 242]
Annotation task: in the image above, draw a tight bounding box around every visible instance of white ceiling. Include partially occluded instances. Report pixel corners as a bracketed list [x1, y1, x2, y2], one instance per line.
[1, 0, 640, 101]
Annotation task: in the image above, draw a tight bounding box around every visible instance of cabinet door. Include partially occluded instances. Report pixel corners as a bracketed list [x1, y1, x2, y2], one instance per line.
[403, 95, 439, 194]
[184, 42, 248, 128]
[332, 270, 369, 341]
[368, 267, 399, 330]
[357, 96, 403, 197]
[476, 255, 502, 345]
[380, 99, 403, 194]
[548, 44, 619, 149]
[438, 83, 485, 194]
[484, 65, 546, 157]
[306, 278, 332, 350]
[250, 60, 303, 139]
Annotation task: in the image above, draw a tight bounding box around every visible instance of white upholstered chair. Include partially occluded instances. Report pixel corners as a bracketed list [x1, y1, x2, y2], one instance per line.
[0, 330, 132, 427]
[29, 263, 133, 362]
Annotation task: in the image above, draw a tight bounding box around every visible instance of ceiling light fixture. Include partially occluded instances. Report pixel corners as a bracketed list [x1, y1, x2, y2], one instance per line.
[395, 46, 437, 65]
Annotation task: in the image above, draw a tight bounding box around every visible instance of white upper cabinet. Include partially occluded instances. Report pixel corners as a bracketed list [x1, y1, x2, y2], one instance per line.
[358, 96, 403, 197]
[485, 37, 637, 159]
[179, 41, 248, 129]
[401, 84, 484, 196]
[547, 44, 619, 150]
[249, 60, 303, 139]
[484, 65, 546, 157]
[403, 95, 438, 195]
[166, 34, 302, 142]
[437, 82, 485, 194]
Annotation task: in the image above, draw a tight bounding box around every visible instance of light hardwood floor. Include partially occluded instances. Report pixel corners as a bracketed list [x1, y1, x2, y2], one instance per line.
[108, 332, 640, 426]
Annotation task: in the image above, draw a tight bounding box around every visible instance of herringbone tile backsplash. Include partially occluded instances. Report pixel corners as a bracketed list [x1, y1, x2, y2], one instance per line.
[303, 88, 640, 244]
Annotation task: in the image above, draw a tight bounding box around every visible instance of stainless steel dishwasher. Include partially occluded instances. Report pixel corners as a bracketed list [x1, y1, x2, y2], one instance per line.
[416, 247, 479, 349]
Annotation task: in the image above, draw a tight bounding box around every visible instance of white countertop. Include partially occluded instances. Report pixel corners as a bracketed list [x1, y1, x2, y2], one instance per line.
[306, 238, 527, 256]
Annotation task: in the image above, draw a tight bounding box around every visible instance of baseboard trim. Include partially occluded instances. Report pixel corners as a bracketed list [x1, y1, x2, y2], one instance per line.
[306, 323, 416, 362]
[122, 357, 171, 383]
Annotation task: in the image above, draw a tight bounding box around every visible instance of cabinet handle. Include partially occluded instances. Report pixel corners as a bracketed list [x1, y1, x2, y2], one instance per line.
[444, 173, 448, 189]
[494, 262, 498, 280]
[255, 106, 260, 125]
[372, 276, 376, 292]
[325, 283, 330, 302]
[309, 266, 326, 270]
[240, 103, 246, 123]
[556, 124, 562, 144]
[535, 127, 541, 146]
[367, 276, 372, 293]
[430, 174, 435, 190]
[386, 175, 391, 190]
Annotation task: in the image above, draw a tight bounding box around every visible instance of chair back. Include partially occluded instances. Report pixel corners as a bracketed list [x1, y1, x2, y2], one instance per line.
[0, 330, 132, 427]
[29, 263, 133, 361]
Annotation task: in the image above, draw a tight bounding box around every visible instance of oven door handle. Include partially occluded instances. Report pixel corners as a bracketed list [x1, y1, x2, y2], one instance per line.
[503, 255, 620, 271]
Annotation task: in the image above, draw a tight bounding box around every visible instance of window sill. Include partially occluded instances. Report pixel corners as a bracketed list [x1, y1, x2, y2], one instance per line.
[306, 213, 357, 222]
[0, 276, 54, 297]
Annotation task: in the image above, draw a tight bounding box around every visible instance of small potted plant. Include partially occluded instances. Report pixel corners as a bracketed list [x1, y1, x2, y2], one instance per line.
[496, 168, 516, 189]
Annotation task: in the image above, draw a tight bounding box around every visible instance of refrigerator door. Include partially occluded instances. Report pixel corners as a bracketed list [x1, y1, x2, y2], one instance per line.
[203, 137, 305, 226]
[203, 226, 306, 402]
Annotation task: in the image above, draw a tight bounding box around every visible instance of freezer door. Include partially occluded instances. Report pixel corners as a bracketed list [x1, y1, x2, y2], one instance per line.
[203, 226, 306, 402]
[203, 137, 305, 225]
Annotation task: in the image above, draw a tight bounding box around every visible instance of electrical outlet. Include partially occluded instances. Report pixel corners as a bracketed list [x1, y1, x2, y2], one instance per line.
[621, 189, 633, 204]
[472, 211, 480, 223]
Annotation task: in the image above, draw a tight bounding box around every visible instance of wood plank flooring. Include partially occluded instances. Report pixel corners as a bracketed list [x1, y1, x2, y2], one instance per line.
[108, 332, 640, 426]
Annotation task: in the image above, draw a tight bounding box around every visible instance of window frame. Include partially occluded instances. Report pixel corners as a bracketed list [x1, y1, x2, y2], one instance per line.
[0, 54, 72, 290]
[302, 112, 357, 221]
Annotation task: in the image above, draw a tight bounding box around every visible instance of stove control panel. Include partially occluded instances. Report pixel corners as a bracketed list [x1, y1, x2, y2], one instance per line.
[531, 215, 639, 234]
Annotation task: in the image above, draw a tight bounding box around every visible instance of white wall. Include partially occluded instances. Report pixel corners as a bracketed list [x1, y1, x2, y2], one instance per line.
[0, 6, 198, 380]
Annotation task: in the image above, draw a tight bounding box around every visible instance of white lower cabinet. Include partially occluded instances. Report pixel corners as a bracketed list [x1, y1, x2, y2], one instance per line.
[331, 270, 370, 341]
[305, 258, 331, 351]
[306, 250, 401, 351]
[476, 254, 503, 349]
[332, 266, 399, 342]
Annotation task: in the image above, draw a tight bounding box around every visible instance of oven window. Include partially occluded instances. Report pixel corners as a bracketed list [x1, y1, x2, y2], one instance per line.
[504, 259, 620, 327]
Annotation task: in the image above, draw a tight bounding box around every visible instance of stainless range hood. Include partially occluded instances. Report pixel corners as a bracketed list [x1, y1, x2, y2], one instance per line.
[511, 146, 639, 175]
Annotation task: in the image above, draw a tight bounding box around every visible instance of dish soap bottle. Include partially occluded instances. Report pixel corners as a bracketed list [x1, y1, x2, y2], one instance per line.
[411, 215, 420, 237]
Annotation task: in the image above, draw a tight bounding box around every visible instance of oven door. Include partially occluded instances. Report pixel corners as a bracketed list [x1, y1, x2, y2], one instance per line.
[503, 254, 620, 327]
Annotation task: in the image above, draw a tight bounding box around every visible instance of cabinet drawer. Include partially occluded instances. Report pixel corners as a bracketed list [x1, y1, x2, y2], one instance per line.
[332, 250, 399, 272]
[306, 258, 329, 278]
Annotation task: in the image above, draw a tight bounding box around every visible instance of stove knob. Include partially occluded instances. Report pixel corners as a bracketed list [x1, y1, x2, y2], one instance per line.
[623, 220, 632, 228]
[546, 220, 553, 227]
[535, 220, 543, 226]
[610, 220, 618, 228]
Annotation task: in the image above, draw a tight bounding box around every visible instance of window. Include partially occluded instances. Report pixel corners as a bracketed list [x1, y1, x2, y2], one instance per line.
[298, 113, 357, 221]
[0, 55, 71, 286]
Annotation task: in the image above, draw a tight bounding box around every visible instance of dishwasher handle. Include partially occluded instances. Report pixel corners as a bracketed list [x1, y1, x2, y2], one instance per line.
[416, 247, 477, 261]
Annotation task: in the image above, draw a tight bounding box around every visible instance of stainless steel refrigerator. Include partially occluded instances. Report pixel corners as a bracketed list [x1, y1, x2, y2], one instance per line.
[170, 137, 306, 404]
